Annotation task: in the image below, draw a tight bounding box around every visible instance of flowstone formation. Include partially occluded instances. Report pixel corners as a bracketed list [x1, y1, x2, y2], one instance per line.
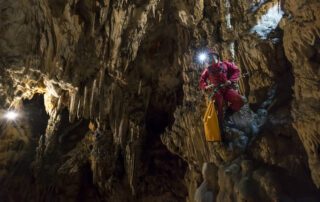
[0, 0, 319, 201]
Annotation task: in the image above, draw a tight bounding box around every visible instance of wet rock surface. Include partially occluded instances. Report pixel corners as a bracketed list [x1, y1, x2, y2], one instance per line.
[0, 0, 319, 201]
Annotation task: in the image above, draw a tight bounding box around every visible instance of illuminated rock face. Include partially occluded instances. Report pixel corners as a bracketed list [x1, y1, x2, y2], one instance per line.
[0, 0, 319, 201]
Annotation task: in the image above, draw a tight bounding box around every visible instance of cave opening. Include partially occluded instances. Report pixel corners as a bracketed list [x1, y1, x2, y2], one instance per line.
[22, 94, 50, 136]
[0, 94, 49, 201]
[138, 87, 187, 201]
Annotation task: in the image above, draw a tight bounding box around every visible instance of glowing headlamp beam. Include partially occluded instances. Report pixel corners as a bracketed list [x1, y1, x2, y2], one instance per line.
[5, 111, 18, 120]
[198, 53, 207, 63]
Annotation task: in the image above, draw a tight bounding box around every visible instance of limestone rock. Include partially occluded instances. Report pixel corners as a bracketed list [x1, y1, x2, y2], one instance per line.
[0, 0, 319, 201]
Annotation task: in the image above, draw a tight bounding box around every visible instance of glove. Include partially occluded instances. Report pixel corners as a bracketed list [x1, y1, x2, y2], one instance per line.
[224, 80, 232, 86]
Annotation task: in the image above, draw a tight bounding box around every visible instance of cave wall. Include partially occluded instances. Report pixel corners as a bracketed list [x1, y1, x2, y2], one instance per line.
[0, 0, 319, 201]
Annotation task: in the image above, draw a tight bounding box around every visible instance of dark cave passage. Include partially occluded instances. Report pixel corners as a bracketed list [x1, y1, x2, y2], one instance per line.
[139, 88, 187, 201]
[0, 94, 49, 201]
[22, 94, 50, 136]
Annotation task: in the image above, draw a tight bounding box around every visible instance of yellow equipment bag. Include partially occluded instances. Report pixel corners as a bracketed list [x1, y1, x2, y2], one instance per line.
[203, 100, 221, 142]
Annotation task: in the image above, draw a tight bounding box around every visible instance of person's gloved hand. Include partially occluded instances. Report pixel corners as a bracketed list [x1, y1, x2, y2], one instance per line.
[203, 85, 212, 94]
[205, 85, 214, 91]
[224, 80, 232, 86]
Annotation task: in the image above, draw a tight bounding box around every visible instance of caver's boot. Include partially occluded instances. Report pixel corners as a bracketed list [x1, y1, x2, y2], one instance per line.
[224, 107, 236, 127]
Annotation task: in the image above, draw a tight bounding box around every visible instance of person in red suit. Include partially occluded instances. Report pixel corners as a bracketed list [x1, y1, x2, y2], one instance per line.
[199, 51, 244, 127]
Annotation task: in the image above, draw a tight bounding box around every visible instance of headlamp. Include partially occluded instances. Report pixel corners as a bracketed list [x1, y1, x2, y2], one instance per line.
[198, 53, 207, 63]
[5, 111, 18, 120]
[198, 53, 207, 62]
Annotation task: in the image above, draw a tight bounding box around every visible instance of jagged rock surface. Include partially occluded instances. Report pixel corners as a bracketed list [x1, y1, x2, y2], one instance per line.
[0, 0, 319, 201]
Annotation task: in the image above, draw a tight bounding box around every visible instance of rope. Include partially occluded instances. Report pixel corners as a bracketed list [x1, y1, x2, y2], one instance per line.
[208, 87, 219, 100]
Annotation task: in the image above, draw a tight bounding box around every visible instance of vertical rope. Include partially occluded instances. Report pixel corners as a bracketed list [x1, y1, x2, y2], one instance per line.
[236, 46, 246, 96]
[238, 67, 246, 95]
[232, 42, 245, 95]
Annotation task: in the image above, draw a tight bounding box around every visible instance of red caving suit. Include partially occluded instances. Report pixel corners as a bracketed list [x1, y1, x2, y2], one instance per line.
[199, 61, 244, 122]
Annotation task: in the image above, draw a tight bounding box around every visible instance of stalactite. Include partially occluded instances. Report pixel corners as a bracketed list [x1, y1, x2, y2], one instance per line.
[0, 0, 319, 201]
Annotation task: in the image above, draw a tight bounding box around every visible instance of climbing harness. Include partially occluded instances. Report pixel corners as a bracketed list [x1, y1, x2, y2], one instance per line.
[207, 62, 228, 100]
[208, 85, 225, 100]
[208, 62, 228, 75]
[206, 62, 248, 100]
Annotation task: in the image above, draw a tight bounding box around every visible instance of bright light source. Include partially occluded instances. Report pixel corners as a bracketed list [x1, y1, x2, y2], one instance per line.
[5, 111, 18, 120]
[198, 53, 207, 62]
